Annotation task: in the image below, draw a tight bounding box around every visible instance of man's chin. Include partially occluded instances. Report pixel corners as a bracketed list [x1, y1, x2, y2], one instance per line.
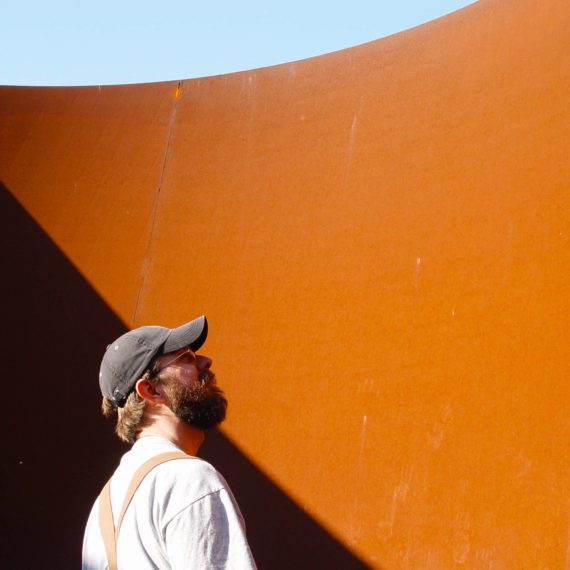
[166, 378, 227, 430]
[175, 396, 227, 430]
[183, 415, 225, 431]
[193, 419, 224, 431]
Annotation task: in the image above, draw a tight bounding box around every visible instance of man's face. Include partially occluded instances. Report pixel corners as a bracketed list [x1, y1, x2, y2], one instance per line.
[154, 348, 227, 430]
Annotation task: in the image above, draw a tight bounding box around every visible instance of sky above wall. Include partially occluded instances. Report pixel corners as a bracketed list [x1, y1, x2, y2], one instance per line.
[1, 0, 476, 86]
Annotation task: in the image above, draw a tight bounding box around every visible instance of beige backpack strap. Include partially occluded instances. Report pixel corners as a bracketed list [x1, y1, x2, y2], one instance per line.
[98, 451, 193, 570]
[99, 480, 116, 570]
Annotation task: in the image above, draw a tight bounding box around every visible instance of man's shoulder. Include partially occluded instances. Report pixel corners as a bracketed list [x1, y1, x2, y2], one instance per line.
[130, 453, 230, 528]
[125, 438, 214, 472]
[153, 453, 221, 479]
[141, 448, 229, 499]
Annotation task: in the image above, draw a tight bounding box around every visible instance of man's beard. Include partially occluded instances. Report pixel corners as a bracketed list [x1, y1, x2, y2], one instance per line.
[164, 370, 227, 430]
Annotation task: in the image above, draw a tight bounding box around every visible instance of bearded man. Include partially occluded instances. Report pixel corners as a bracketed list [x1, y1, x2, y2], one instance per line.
[82, 316, 257, 570]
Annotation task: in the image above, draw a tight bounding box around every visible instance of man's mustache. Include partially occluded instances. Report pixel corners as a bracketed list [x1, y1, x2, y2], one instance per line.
[198, 370, 216, 384]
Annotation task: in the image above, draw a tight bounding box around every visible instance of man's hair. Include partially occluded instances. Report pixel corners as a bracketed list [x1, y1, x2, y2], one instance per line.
[101, 361, 161, 444]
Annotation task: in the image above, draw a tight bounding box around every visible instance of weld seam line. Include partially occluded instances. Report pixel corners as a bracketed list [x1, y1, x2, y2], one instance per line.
[132, 81, 183, 324]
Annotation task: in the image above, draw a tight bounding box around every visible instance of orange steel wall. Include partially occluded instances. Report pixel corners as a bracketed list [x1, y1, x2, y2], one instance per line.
[2, 0, 570, 566]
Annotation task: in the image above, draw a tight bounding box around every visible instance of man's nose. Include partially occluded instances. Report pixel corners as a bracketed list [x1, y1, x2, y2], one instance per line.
[197, 354, 212, 370]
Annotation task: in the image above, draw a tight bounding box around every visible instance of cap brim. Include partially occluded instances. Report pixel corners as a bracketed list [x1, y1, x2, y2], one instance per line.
[162, 315, 208, 353]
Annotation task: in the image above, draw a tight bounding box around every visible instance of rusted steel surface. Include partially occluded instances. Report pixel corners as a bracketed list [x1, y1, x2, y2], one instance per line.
[2, 0, 570, 567]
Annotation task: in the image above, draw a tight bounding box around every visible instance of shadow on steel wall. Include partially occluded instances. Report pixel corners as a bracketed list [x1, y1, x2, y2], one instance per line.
[0, 181, 371, 570]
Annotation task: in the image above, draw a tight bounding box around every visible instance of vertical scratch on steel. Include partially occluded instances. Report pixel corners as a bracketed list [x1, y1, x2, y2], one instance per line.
[413, 257, 422, 290]
[358, 414, 368, 461]
[344, 114, 358, 186]
[347, 414, 368, 543]
[342, 96, 364, 192]
[132, 81, 183, 324]
[564, 508, 570, 570]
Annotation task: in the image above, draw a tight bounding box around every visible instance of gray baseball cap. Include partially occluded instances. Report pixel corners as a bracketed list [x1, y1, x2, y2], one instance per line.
[99, 315, 208, 407]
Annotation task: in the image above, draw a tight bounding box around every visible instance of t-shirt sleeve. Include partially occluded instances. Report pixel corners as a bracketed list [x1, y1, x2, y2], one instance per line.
[164, 488, 257, 570]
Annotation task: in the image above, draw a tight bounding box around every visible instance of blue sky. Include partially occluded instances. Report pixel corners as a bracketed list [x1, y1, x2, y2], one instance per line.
[1, 1, 475, 86]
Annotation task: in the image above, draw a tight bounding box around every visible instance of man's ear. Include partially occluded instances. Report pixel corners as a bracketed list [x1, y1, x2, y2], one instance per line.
[135, 378, 168, 405]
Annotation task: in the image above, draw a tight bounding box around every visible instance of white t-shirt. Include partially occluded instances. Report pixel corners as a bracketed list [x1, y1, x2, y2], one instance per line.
[82, 436, 257, 569]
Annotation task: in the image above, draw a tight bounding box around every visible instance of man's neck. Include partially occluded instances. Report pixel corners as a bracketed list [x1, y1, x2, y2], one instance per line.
[137, 411, 205, 456]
